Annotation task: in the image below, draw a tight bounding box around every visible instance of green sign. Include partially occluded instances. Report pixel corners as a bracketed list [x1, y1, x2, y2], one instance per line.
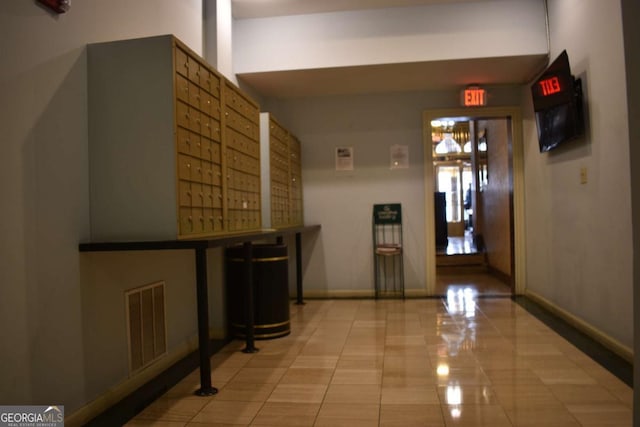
[373, 203, 402, 224]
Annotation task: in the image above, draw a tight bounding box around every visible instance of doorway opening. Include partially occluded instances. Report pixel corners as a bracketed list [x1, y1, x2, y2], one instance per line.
[432, 119, 480, 254]
[423, 107, 525, 297]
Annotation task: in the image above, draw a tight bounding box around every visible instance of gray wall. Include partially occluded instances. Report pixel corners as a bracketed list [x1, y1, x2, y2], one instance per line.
[263, 88, 523, 297]
[620, 0, 640, 422]
[0, 0, 204, 413]
[522, 0, 633, 350]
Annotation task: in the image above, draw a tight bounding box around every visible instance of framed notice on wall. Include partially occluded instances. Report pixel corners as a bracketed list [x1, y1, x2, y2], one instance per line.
[390, 144, 409, 169]
[335, 146, 354, 171]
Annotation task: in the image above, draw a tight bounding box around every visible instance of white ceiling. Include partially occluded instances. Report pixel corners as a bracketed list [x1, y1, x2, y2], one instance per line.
[231, 0, 548, 98]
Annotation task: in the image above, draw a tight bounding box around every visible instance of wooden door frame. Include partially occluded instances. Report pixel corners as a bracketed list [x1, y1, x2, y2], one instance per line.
[422, 107, 525, 295]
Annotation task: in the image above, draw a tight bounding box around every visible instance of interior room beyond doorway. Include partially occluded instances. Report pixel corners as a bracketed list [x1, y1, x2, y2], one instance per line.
[429, 114, 514, 296]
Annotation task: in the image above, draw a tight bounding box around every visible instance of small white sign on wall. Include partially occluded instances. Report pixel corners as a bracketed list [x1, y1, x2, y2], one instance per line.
[335, 146, 354, 171]
[390, 144, 409, 169]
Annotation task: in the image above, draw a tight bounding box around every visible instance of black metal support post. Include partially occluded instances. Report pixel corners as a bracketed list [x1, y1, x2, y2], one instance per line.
[77, 225, 320, 399]
[241, 241, 259, 353]
[295, 232, 305, 305]
[194, 248, 218, 396]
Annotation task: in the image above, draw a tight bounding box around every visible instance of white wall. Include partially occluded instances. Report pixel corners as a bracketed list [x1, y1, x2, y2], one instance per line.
[203, 0, 218, 67]
[233, 0, 547, 73]
[216, 0, 235, 82]
[0, 0, 203, 414]
[264, 87, 523, 296]
[522, 0, 633, 349]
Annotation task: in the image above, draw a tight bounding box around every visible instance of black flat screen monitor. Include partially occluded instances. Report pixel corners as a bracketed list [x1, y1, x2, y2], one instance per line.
[531, 50, 584, 152]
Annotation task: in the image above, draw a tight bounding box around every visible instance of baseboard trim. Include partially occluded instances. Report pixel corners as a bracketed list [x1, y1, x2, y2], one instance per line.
[302, 289, 375, 299]
[524, 290, 633, 363]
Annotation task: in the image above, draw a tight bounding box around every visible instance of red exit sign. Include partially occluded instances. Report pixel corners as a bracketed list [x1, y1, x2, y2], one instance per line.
[462, 86, 487, 107]
[539, 76, 562, 96]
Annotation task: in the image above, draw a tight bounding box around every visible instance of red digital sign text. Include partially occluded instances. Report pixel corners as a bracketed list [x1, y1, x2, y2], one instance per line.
[539, 76, 561, 96]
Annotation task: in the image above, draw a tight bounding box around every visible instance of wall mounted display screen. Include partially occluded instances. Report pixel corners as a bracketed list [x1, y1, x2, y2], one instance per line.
[531, 50, 585, 152]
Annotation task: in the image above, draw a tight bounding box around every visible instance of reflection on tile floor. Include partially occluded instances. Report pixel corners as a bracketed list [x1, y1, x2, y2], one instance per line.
[436, 272, 512, 296]
[439, 235, 477, 255]
[126, 296, 632, 426]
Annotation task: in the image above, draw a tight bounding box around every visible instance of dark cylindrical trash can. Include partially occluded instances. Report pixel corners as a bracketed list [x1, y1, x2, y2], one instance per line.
[226, 244, 290, 339]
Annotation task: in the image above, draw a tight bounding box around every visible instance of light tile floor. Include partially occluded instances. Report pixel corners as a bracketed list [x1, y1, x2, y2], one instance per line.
[127, 295, 632, 426]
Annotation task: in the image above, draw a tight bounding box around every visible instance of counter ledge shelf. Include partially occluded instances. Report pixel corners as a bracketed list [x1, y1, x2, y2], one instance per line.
[78, 224, 320, 396]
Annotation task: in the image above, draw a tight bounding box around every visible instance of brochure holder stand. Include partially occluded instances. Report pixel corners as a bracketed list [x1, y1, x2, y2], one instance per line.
[372, 203, 405, 299]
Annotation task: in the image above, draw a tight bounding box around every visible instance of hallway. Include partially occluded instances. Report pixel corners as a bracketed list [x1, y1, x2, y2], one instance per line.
[126, 296, 632, 426]
[435, 231, 512, 297]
